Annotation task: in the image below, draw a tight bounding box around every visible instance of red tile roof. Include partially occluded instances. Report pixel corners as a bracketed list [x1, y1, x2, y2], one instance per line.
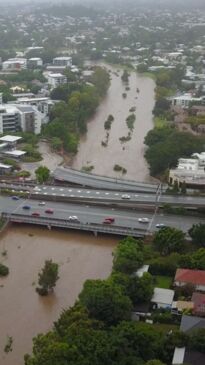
[192, 292, 205, 315]
[175, 269, 205, 286]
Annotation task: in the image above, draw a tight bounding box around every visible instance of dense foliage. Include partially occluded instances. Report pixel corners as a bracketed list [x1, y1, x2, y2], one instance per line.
[36, 260, 59, 296]
[144, 127, 205, 176]
[189, 223, 205, 247]
[112, 237, 144, 274]
[153, 227, 185, 256]
[44, 67, 110, 152]
[35, 166, 50, 183]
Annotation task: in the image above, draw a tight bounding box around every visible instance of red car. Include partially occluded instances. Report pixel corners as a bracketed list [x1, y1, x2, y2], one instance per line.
[32, 212, 40, 217]
[103, 217, 115, 224]
[45, 208, 54, 214]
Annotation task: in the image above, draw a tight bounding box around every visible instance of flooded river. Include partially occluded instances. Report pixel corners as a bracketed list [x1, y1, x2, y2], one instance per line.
[72, 65, 155, 182]
[0, 226, 117, 365]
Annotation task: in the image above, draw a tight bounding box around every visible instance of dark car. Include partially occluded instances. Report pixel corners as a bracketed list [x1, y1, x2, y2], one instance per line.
[45, 208, 54, 214]
[12, 196, 20, 200]
[22, 205, 31, 210]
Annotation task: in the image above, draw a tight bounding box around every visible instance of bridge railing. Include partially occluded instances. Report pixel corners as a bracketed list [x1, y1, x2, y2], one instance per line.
[2, 213, 146, 238]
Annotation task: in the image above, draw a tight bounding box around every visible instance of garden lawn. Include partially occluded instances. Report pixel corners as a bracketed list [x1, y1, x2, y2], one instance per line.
[154, 275, 173, 289]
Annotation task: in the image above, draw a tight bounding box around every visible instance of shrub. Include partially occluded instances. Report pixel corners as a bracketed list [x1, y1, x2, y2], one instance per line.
[0, 263, 9, 276]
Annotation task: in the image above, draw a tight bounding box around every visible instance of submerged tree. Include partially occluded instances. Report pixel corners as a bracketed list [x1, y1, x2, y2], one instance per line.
[36, 260, 59, 296]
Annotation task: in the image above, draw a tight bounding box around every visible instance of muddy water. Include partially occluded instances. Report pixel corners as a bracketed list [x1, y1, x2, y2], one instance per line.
[0, 226, 117, 365]
[72, 65, 155, 182]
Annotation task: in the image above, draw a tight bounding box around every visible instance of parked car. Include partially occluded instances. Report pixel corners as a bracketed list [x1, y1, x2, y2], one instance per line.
[22, 205, 31, 210]
[32, 212, 40, 217]
[38, 201, 45, 206]
[12, 196, 20, 200]
[45, 208, 53, 214]
[138, 218, 150, 223]
[121, 194, 131, 199]
[156, 223, 167, 229]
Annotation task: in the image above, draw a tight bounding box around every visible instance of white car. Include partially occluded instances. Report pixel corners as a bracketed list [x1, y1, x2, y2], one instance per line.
[38, 201, 45, 206]
[68, 216, 80, 223]
[121, 194, 131, 200]
[138, 218, 150, 223]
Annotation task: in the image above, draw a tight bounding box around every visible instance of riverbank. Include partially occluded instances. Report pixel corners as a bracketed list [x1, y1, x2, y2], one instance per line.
[72, 64, 156, 183]
[0, 226, 117, 365]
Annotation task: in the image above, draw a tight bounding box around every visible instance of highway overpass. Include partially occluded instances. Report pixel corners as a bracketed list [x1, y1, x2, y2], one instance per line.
[1, 182, 205, 209]
[53, 167, 162, 193]
[0, 196, 204, 236]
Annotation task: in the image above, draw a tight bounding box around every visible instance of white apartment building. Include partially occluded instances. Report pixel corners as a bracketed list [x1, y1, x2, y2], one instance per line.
[47, 73, 67, 89]
[53, 56, 72, 67]
[0, 104, 44, 135]
[2, 58, 27, 71]
[171, 93, 204, 108]
[28, 58, 43, 67]
[169, 153, 205, 189]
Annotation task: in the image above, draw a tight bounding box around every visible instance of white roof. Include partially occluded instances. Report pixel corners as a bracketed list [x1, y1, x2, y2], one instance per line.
[172, 347, 185, 365]
[0, 135, 22, 142]
[48, 73, 65, 78]
[151, 288, 174, 305]
[0, 163, 12, 169]
[135, 265, 149, 278]
[4, 150, 26, 156]
[53, 56, 71, 60]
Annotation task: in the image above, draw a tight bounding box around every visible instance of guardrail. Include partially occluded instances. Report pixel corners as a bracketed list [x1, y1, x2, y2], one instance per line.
[2, 213, 146, 238]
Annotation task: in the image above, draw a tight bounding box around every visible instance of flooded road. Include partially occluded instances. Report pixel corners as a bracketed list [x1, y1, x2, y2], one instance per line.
[72, 65, 155, 182]
[0, 226, 117, 365]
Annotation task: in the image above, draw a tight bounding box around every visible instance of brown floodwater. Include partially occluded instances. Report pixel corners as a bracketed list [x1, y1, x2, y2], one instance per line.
[0, 225, 117, 365]
[72, 64, 156, 182]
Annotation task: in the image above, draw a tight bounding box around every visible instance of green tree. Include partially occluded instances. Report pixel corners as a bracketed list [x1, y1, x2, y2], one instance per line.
[79, 279, 132, 325]
[51, 137, 63, 151]
[91, 67, 110, 97]
[153, 227, 185, 256]
[0, 263, 9, 276]
[127, 273, 154, 305]
[36, 260, 59, 296]
[35, 166, 50, 184]
[189, 223, 205, 247]
[113, 237, 144, 274]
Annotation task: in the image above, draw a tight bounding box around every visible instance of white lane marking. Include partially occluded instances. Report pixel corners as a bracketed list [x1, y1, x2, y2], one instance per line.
[86, 191, 90, 194]
[115, 193, 119, 196]
[77, 190, 81, 193]
[70, 194, 74, 197]
[135, 195, 138, 197]
[60, 188, 64, 191]
[43, 187, 47, 190]
[51, 187, 55, 190]
[61, 194, 65, 196]
[44, 192, 48, 195]
[68, 189, 72, 192]
[105, 192, 109, 195]
[96, 192, 100, 194]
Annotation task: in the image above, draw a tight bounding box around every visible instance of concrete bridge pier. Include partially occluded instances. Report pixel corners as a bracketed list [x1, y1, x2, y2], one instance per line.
[93, 231, 98, 237]
[47, 224, 51, 230]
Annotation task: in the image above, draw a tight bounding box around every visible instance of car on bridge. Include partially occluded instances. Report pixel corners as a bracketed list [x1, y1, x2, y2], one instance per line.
[45, 208, 53, 214]
[121, 194, 131, 199]
[138, 217, 149, 223]
[39, 201, 45, 206]
[68, 216, 80, 223]
[32, 212, 40, 217]
[103, 217, 115, 224]
[12, 196, 20, 200]
[156, 223, 167, 229]
[22, 205, 31, 210]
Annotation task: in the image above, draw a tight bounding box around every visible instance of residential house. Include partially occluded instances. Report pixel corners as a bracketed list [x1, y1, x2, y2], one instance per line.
[151, 287, 174, 309]
[192, 292, 205, 317]
[172, 347, 205, 365]
[174, 269, 205, 292]
[180, 314, 205, 333]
